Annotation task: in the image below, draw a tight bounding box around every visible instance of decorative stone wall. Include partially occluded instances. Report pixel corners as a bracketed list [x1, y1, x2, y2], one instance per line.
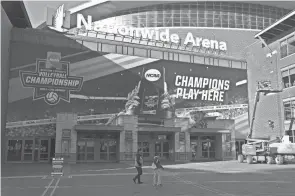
[5, 124, 56, 137]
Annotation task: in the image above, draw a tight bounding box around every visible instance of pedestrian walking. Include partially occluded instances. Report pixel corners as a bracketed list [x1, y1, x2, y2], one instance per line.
[133, 149, 143, 184]
[152, 155, 164, 187]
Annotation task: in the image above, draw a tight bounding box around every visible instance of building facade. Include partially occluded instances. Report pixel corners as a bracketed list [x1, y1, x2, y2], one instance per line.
[2, 2, 294, 163]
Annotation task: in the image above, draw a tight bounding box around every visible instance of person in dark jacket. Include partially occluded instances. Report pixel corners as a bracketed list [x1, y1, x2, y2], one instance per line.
[152, 155, 164, 186]
[133, 149, 143, 184]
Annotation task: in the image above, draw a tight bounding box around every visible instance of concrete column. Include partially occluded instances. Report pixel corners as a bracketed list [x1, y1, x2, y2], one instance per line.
[119, 130, 125, 160]
[174, 132, 180, 152]
[185, 132, 191, 161]
[132, 130, 138, 155]
[120, 115, 138, 162]
[55, 113, 77, 163]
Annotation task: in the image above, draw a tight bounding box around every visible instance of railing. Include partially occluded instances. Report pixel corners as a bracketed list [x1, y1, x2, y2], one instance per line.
[5, 104, 248, 128]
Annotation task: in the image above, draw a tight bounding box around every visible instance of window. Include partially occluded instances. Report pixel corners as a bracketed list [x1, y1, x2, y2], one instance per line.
[283, 99, 295, 120]
[281, 65, 295, 88]
[280, 35, 295, 58]
[287, 130, 295, 143]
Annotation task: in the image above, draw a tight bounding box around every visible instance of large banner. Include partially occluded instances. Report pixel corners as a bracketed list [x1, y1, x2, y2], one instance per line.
[6, 52, 247, 124]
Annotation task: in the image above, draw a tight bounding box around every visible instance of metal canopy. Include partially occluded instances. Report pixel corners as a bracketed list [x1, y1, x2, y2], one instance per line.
[255, 10, 295, 42]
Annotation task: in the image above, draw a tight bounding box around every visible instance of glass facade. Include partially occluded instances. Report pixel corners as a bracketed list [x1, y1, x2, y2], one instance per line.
[283, 99, 295, 121]
[100, 2, 290, 30]
[281, 64, 295, 89]
[280, 35, 295, 59]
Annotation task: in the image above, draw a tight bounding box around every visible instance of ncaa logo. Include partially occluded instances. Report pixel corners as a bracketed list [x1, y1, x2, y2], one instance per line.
[145, 69, 161, 82]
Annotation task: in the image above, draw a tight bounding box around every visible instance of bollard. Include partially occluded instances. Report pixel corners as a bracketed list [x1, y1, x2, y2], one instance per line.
[51, 157, 64, 176]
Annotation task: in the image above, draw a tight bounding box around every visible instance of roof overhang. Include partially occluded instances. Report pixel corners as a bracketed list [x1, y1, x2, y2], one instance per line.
[190, 128, 230, 133]
[39, 1, 294, 30]
[75, 124, 123, 131]
[254, 10, 295, 42]
[1, 1, 32, 28]
[138, 125, 181, 132]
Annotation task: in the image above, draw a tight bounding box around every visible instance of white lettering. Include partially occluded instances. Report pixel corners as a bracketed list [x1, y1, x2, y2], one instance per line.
[77, 14, 92, 30]
[170, 34, 179, 43]
[202, 39, 210, 48]
[219, 42, 227, 51]
[141, 29, 155, 40]
[195, 37, 203, 47]
[176, 88, 183, 98]
[184, 32, 195, 45]
[160, 29, 170, 42]
[210, 40, 219, 50]
[117, 27, 128, 36]
[175, 75, 182, 86]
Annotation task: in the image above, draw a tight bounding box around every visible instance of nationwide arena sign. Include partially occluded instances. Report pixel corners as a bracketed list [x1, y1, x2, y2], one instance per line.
[46, 5, 227, 52]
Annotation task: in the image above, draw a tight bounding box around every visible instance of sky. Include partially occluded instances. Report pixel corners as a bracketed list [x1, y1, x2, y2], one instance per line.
[24, 1, 88, 28]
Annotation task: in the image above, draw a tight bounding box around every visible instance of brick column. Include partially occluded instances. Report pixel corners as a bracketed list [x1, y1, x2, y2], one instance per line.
[55, 113, 77, 163]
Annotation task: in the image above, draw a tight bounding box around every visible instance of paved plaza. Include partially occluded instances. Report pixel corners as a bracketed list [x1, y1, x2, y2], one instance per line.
[2, 161, 295, 196]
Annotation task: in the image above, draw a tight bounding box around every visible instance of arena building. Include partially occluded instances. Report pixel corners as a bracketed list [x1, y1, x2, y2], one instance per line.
[1, 1, 295, 163]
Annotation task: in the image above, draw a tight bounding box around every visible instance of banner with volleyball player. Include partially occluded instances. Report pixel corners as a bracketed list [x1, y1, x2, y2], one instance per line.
[19, 52, 83, 105]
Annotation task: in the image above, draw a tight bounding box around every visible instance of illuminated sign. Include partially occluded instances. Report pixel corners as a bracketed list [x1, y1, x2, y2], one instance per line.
[19, 52, 83, 105]
[46, 5, 227, 51]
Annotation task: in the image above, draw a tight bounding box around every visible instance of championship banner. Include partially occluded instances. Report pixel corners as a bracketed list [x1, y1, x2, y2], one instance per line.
[19, 52, 83, 105]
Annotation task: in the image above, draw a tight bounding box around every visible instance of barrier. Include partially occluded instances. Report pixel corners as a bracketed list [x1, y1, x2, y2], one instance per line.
[6, 104, 248, 128]
[51, 157, 64, 176]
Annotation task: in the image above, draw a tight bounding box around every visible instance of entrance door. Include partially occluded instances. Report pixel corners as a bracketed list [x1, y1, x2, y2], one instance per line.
[99, 139, 117, 161]
[7, 139, 22, 162]
[201, 140, 215, 159]
[155, 141, 170, 160]
[77, 140, 95, 162]
[138, 141, 150, 158]
[23, 139, 34, 161]
[34, 138, 50, 162]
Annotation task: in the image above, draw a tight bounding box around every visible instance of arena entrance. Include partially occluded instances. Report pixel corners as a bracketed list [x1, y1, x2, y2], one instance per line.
[75, 125, 122, 163]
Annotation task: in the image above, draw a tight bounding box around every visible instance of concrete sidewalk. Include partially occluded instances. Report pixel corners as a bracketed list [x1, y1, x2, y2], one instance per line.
[162, 160, 295, 173]
[1, 162, 131, 177]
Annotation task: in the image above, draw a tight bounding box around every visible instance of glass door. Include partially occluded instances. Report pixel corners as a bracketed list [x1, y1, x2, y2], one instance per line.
[190, 136, 198, 160]
[23, 140, 33, 161]
[154, 141, 170, 160]
[138, 141, 150, 158]
[35, 138, 50, 162]
[77, 140, 86, 161]
[201, 140, 216, 159]
[77, 140, 95, 161]
[86, 140, 94, 161]
[108, 139, 117, 161]
[7, 140, 22, 162]
[99, 139, 117, 161]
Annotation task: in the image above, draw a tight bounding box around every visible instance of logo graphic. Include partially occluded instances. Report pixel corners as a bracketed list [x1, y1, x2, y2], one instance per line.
[46, 4, 70, 33]
[20, 52, 83, 105]
[144, 96, 159, 108]
[145, 69, 161, 82]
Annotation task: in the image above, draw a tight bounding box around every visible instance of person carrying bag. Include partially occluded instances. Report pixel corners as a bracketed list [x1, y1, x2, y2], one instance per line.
[152, 155, 164, 187]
